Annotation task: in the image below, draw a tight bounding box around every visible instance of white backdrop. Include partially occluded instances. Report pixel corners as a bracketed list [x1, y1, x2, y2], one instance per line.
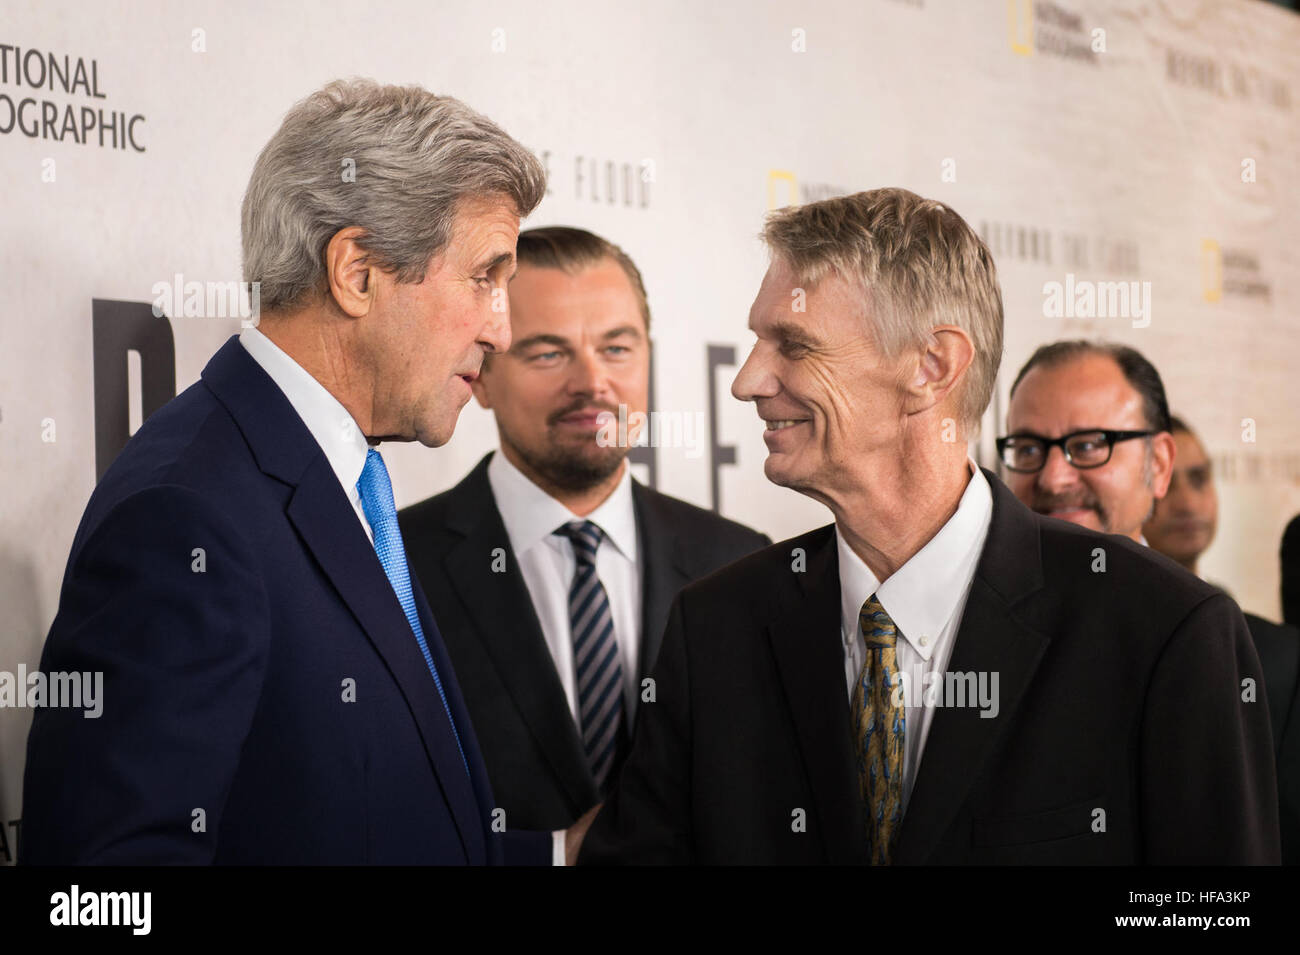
[2, 0, 1298, 855]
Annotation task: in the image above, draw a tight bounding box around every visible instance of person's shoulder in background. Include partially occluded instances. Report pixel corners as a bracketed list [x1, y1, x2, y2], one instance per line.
[633, 480, 771, 561]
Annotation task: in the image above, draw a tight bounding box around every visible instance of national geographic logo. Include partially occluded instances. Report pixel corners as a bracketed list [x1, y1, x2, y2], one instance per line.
[537, 149, 651, 209]
[979, 220, 1138, 273]
[1007, 0, 1103, 64]
[1165, 45, 1291, 111]
[1200, 240, 1271, 303]
[765, 170, 851, 210]
[0, 42, 146, 151]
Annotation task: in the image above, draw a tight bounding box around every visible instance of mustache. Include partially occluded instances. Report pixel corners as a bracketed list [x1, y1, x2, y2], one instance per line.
[1030, 488, 1103, 516]
[546, 399, 622, 427]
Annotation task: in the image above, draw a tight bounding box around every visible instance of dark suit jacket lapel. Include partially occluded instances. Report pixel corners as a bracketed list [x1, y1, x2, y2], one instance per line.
[409, 570, 494, 862]
[631, 481, 693, 683]
[442, 456, 595, 812]
[287, 463, 484, 860]
[201, 335, 483, 861]
[894, 470, 1051, 864]
[766, 526, 867, 863]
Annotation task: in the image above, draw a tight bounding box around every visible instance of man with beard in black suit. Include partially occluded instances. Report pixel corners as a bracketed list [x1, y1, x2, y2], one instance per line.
[400, 227, 768, 860]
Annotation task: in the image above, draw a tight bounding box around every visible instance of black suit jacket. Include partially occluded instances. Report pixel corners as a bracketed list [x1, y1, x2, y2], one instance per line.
[398, 452, 770, 831]
[580, 469, 1281, 864]
[1244, 613, 1300, 864]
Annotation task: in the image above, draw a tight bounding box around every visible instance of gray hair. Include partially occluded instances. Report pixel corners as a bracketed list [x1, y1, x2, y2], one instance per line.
[242, 78, 547, 313]
[762, 188, 1004, 435]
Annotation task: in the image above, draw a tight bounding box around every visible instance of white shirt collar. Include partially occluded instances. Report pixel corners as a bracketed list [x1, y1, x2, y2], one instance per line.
[238, 326, 370, 493]
[487, 449, 638, 561]
[836, 460, 993, 660]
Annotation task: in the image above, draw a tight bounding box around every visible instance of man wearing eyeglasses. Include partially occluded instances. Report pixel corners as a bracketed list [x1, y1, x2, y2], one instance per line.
[997, 341, 1176, 543]
[995, 343, 1285, 864]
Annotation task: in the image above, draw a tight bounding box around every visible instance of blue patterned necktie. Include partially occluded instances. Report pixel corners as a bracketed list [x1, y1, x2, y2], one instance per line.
[851, 594, 905, 864]
[356, 447, 468, 778]
[554, 520, 625, 792]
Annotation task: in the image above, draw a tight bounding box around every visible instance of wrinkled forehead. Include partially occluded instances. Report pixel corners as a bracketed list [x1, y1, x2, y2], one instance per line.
[749, 257, 867, 335]
[446, 195, 522, 260]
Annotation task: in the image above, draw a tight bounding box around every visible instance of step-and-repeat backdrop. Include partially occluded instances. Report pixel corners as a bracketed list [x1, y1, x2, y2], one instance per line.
[2, 0, 1297, 855]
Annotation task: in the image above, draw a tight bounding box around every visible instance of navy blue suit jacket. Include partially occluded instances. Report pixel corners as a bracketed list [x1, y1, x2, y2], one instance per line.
[21, 335, 548, 864]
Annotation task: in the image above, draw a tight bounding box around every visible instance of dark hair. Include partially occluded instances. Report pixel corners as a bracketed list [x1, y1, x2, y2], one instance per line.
[515, 226, 650, 329]
[1009, 340, 1171, 433]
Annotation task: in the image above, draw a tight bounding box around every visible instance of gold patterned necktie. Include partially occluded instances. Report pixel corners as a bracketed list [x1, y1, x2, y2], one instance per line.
[850, 594, 905, 864]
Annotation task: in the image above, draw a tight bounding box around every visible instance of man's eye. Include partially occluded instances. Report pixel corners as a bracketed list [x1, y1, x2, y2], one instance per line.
[780, 341, 809, 357]
[605, 345, 630, 356]
[531, 351, 561, 362]
[473, 276, 492, 289]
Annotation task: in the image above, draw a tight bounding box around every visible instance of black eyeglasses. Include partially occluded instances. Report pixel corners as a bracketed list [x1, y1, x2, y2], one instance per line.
[995, 429, 1156, 473]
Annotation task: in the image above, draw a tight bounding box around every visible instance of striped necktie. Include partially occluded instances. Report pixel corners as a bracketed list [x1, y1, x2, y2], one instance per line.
[851, 594, 905, 864]
[554, 520, 625, 792]
[356, 447, 469, 778]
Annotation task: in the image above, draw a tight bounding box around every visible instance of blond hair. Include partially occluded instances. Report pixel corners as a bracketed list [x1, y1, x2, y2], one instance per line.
[763, 188, 1003, 433]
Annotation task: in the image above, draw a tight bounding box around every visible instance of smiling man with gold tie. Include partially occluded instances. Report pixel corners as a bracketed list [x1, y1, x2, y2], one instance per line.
[577, 188, 1280, 865]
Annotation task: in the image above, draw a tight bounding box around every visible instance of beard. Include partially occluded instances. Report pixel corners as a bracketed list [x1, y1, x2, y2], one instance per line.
[515, 438, 627, 493]
[501, 399, 630, 494]
[1030, 442, 1157, 534]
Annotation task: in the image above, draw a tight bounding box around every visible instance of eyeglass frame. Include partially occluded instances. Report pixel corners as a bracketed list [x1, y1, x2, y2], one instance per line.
[994, 429, 1157, 473]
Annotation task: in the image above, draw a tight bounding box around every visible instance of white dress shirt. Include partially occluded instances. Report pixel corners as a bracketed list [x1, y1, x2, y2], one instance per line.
[487, 449, 642, 725]
[239, 326, 374, 543]
[488, 450, 642, 866]
[837, 460, 993, 812]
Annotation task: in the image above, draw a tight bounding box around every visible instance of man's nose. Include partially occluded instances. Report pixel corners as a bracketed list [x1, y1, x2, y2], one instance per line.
[480, 300, 511, 354]
[732, 345, 775, 402]
[1035, 443, 1080, 493]
[567, 348, 609, 398]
